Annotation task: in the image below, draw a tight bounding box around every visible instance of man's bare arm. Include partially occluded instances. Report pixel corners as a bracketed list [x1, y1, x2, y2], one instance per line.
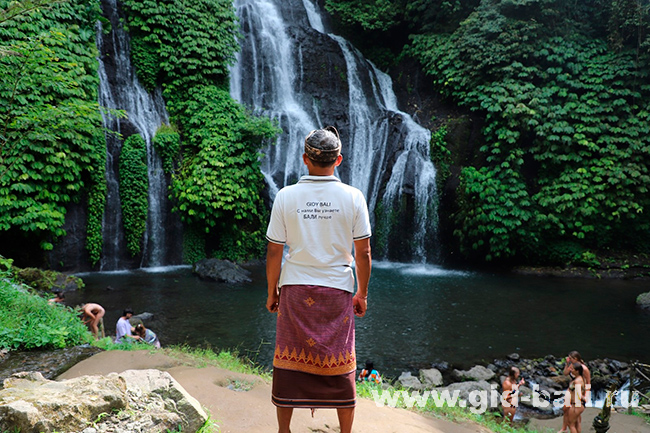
[266, 241, 284, 312]
[352, 237, 371, 317]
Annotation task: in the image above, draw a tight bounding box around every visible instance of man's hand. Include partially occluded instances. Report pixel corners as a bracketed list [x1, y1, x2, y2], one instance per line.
[353, 294, 367, 317]
[267, 292, 279, 313]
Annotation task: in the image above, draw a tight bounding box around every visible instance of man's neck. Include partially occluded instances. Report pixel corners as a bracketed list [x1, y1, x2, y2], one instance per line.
[307, 167, 336, 176]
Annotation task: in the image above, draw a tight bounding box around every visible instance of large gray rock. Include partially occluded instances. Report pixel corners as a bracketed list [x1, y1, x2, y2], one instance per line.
[398, 371, 424, 390]
[0, 371, 128, 433]
[119, 369, 207, 432]
[419, 368, 444, 387]
[454, 365, 495, 381]
[637, 291, 650, 310]
[192, 258, 252, 283]
[0, 369, 207, 433]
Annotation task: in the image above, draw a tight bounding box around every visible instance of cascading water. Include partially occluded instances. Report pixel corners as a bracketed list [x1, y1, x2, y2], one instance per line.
[96, 0, 179, 270]
[230, 0, 439, 262]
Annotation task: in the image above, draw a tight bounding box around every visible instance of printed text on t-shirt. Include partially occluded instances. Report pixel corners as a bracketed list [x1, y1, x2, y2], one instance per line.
[297, 201, 341, 220]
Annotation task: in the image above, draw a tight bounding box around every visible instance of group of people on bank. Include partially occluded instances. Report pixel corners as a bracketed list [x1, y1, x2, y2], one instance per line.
[502, 350, 591, 433]
[48, 292, 160, 348]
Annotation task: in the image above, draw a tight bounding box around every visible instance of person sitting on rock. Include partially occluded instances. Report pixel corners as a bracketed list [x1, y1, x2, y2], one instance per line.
[358, 360, 382, 384]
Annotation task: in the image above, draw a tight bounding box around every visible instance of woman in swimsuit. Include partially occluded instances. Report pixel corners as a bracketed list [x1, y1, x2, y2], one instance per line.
[559, 351, 591, 432]
[565, 362, 586, 433]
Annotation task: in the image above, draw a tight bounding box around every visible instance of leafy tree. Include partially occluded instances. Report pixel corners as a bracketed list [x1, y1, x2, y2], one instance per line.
[0, 0, 106, 259]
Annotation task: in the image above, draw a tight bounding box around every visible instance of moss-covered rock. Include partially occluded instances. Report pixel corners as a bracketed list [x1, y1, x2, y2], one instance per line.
[14, 267, 84, 293]
[637, 292, 650, 310]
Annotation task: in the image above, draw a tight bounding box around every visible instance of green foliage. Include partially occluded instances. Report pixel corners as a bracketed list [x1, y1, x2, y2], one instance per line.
[119, 134, 149, 257]
[153, 124, 181, 174]
[13, 266, 83, 291]
[168, 85, 278, 262]
[429, 125, 450, 189]
[454, 155, 534, 262]
[0, 0, 106, 256]
[407, 0, 650, 263]
[86, 132, 106, 265]
[209, 222, 267, 263]
[0, 277, 91, 350]
[128, 36, 160, 92]
[606, 0, 650, 55]
[182, 224, 206, 264]
[324, 0, 479, 33]
[121, 0, 280, 263]
[324, 0, 402, 32]
[120, 0, 240, 92]
[0, 254, 13, 274]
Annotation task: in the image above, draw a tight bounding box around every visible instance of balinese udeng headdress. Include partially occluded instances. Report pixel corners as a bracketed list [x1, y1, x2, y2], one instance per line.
[304, 126, 341, 162]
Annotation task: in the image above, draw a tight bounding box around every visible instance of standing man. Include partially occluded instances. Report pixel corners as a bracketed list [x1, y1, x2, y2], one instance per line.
[266, 126, 372, 433]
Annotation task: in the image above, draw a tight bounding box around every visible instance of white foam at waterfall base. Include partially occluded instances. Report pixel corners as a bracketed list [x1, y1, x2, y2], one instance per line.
[372, 261, 470, 277]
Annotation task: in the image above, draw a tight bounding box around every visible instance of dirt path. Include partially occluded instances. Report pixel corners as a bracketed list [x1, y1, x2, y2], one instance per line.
[58, 350, 488, 433]
[58, 350, 649, 433]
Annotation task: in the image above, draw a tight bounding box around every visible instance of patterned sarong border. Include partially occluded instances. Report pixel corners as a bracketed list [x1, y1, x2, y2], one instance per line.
[273, 285, 356, 376]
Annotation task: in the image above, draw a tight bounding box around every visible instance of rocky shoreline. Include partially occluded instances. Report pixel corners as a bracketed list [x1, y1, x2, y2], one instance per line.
[391, 352, 650, 418]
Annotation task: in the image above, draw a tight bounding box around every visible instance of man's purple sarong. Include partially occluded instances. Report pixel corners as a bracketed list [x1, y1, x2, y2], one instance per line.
[272, 285, 356, 408]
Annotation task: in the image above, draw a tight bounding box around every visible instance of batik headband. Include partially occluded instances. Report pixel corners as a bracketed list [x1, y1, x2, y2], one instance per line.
[304, 126, 341, 162]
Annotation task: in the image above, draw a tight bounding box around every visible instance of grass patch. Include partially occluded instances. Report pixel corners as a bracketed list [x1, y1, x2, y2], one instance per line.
[356, 382, 549, 433]
[160, 344, 271, 380]
[0, 275, 92, 350]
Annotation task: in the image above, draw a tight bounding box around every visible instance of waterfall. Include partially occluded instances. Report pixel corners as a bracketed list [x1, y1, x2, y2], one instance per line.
[96, 0, 178, 270]
[230, 0, 439, 262]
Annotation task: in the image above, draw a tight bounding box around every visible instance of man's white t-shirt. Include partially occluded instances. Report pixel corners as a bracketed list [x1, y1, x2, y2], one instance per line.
[266, 175, 371, 293]
[115, 317, 132, 343]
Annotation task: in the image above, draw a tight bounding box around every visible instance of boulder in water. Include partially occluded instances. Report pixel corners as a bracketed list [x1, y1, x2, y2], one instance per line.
[636, 291, 650, 310]
[192, 258, 252, 283]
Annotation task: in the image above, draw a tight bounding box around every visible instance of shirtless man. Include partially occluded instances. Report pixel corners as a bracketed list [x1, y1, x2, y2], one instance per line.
[81, 303, 105, 339]
[502, 366, 525, 423]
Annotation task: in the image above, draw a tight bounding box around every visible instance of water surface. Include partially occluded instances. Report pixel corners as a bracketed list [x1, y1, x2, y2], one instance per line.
[68, 263, 650, 377]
